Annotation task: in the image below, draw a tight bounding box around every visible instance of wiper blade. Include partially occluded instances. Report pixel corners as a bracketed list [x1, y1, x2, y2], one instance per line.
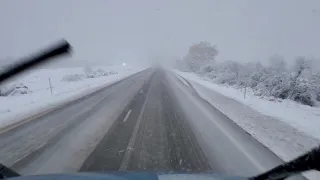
[0, 39, 72, 84]
[0, 163, 20, 178]
[0, 40, 71, 178]
[251, 146, 320, 180]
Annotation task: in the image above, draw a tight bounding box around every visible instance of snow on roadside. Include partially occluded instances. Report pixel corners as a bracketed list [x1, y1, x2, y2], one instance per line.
[174, 70, 320, 178]
[175, 73, 190, 88]
[174, 70, 320, 142]
[0, 66, 144, 130]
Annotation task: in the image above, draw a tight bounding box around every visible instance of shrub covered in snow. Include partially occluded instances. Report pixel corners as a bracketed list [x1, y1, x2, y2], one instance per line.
[206, 60, 320, 106]
[85, 68, 118, 78]
[0, 83, 32, 96]
[62, 74, 83, 82]
[62, 67, 119, 82]
[287, 78, 314, 106]
[311, 73, 320, 102]
[180, 42, 320, 106]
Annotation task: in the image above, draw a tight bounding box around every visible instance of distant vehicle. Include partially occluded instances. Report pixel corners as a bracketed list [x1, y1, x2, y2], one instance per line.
[0, 41, 319, 180]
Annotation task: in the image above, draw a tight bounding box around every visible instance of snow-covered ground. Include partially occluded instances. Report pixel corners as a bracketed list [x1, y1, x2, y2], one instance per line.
[0, 66, 145, 130]
[174, 70, 320, 179]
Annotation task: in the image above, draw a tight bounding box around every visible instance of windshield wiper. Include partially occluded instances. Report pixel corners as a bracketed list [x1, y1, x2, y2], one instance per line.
[0, 40, 71, 178]
[0, 39, 71, 84]
[251, 145, 320, 180]
[0, 164, 20, 179]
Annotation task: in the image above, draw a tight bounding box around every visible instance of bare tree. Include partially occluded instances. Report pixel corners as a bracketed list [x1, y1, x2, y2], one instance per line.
[291, 57, 311, 86]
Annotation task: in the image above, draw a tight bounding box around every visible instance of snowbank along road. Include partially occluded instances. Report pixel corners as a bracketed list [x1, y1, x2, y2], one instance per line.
[0, 68, 305, 179]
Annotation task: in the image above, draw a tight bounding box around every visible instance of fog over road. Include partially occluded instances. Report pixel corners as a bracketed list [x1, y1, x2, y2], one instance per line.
[0, 68, 304, 179]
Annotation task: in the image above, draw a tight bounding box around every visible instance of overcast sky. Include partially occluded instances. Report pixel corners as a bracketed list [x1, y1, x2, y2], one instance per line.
[0, 0, 319, 67]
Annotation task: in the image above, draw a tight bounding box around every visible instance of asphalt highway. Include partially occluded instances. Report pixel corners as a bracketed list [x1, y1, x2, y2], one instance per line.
[0, 68, 305, 180]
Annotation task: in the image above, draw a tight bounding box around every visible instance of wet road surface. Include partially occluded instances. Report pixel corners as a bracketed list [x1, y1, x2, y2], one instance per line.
[80, 70, 211, 172]
[0, 68, 306, 179]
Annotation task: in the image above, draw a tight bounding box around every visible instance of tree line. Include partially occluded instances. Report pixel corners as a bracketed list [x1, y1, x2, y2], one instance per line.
[175, 42, 320, 106]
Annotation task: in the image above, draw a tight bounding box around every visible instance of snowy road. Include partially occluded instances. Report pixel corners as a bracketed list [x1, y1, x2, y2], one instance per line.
[80, 70, 211, 172]
[0, 68, 305, 179]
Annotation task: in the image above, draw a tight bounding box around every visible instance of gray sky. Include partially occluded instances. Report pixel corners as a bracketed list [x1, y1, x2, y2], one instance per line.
[0, 0, 320, 67]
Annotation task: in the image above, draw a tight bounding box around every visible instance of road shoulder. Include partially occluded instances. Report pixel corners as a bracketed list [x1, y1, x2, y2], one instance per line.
[173, 70, 320, 179]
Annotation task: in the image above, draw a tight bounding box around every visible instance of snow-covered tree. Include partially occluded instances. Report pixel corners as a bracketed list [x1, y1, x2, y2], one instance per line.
[184, 41, 218, 72]
[208, 61, 242, 86]
[291, 57, 311, 79]
[178, 41, 320, 106]
[311, 73, 320, 101]
[285, 57, 315, 106]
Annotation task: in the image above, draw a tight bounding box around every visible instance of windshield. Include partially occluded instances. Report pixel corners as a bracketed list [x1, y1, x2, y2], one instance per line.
[0, 1, 319, 180]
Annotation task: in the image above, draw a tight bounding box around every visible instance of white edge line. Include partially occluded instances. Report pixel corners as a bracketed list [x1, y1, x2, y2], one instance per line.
[173, 72, 190, 89]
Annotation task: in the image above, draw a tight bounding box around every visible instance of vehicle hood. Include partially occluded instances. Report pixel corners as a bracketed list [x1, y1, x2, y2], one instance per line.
[8, 172, 246, 180]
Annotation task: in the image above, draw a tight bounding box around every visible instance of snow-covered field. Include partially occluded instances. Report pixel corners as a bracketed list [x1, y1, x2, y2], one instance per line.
[0, 66, 144, 130]
[174, 70, 320, 179]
